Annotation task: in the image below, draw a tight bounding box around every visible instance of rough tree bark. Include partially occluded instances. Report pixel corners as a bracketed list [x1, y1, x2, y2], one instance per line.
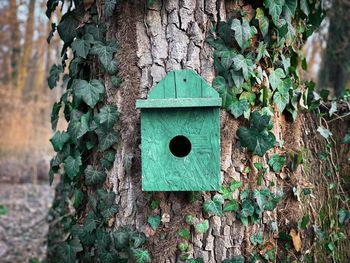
[50, 0, 349, 262]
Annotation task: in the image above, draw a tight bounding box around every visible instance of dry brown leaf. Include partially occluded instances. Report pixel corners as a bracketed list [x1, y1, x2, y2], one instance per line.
[290, 229, 302, 252]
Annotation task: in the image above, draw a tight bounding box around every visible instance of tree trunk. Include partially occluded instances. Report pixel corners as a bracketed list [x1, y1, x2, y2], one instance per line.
[17, 0, 36, 97]
[100, 1, 349, 262]
[9, 0, 20, 89]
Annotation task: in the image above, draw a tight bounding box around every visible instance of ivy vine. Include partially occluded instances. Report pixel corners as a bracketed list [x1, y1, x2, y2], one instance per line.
[46, 0, 150, 262]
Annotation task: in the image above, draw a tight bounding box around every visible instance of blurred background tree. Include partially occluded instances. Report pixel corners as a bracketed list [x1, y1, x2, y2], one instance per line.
[0, 0, 63, 184]
[318, 0, 350, 97]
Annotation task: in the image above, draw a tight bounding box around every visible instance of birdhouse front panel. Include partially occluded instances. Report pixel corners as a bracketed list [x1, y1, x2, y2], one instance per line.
[136, 70, 222, 191]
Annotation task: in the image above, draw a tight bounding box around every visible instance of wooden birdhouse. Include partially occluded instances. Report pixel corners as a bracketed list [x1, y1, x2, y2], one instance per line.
[136, 70, 222, 191]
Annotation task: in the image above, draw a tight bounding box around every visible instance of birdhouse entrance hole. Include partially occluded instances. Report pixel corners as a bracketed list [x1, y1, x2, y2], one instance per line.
[169, 135, 191, 158]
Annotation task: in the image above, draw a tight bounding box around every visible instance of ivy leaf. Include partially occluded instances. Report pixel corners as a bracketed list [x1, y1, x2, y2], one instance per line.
[203, 194, 224, 216]
[71, 34, 93, 59]
[179, 227, 190, 240]
[300, 0, 310, 16]
[338, 209, 350, 225]
[341, 133, 350, 144]
[237, 127, 275, 157]
[232, 54, 249, 80]
[284, 0, 297, 19]
[240, 200, 255, 217]
[231, 18, 257, 50]
[186, 259, 205, 263]
[130, 248, 151, 263]
[212, 76, 233, 107]
[256, 42, 269, 62]
[57, 10, 79, 44]
[98, 105, 119, 129]
[51, 101, 62, 130]
[48, 64, 63, 89]
[85, 165, 107, 186]
[147, 215, 161, 231]
[74, 79, 105, 108]
[58, 243, 76, 263]
[0, 205, 8, 215]
[230, 180, 243, 191]
[90, 41, 117, 69]
[317, 126, 333, 139]
[250, 231, 264, 246]
[268, 154, 286, 172]
[50, 131, 70, 152]
[222, 256, 245, 263]
[256, 8, 269, 37]
[227, 99, 249, 118]
[84, 212, 96, 232]
[95, 127, 119, 151]
[329, 101, 337, 117]
[273, 86, 289, 112]
[104, 0, 117, 17]
[113, 228, 130, 250]
[195, 220, 209, 234]
[231, 70, 244, 89]
[101, 150, 116, 170]
[223, 199, 239, 212]
[64, 155, 82, 180]
[299, 214, 309, 230]
[264, 0, 284, 25]
[269, 68, 285, 91]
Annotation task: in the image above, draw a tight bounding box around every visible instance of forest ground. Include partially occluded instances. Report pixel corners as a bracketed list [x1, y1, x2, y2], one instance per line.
[0, 183, 54, 263]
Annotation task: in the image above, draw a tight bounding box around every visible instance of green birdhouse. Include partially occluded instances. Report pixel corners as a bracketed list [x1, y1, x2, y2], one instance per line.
[136, 70, 222, 191]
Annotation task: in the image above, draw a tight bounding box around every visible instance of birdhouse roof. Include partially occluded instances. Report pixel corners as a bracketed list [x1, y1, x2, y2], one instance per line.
[136, 70, 222, 108]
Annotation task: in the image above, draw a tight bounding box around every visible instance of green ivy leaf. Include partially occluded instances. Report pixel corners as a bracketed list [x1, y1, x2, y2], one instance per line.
[268, 154, 286, 172]
[74, 190, 84, 208]
[299, 214, 309, 230]
[227, 99, 249, 118]
[179, 227, 190, 240]
[212, 76, 233, 107]
[264, 0, 284, 25]
[300, 0, 310, 16]
[131, 248, 151, 263]
[317, 126, 333, 139]
[85, 165, 107, 186]
[338, 209, 350, 225]
[51, 101, 62, 130]
[203, 194, 224, 216]
[50, 131, 70, 152]
[58, 243, 76, 263]
[64, 155, 82, 180]
[101, 150, 116, 170]
[284, 0, 297, 19]
[255, 8, 269, 37]
[195, 220, 209, 234]
[237, 127, 275, 157]
[90, 41, 117, 69]
[113, 228, 130, 250]
[48, 64, 63, 89]
[147, 215, 161, 230]
[0, 205, 8, 215]
[231, 18, 257, 50]
[341, 133, 350, 144]
[104, 0, 117, 17]
[269, 68, 285, 91]
[98, 105, 119, 129]
[95, 127, 119, 151]
[232, 54, 251, 80]
[230, 180, 243, 191]
[57, 10, 79, 44]
[73, 79, 105, 108]
[84, 212, 96, 232]
[250, 231, 264, 246]
[223, 199, 239, 212]
[256, 42, 269, 62]
[222, 255, 245, 263]
[71, 34, 94, 59]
